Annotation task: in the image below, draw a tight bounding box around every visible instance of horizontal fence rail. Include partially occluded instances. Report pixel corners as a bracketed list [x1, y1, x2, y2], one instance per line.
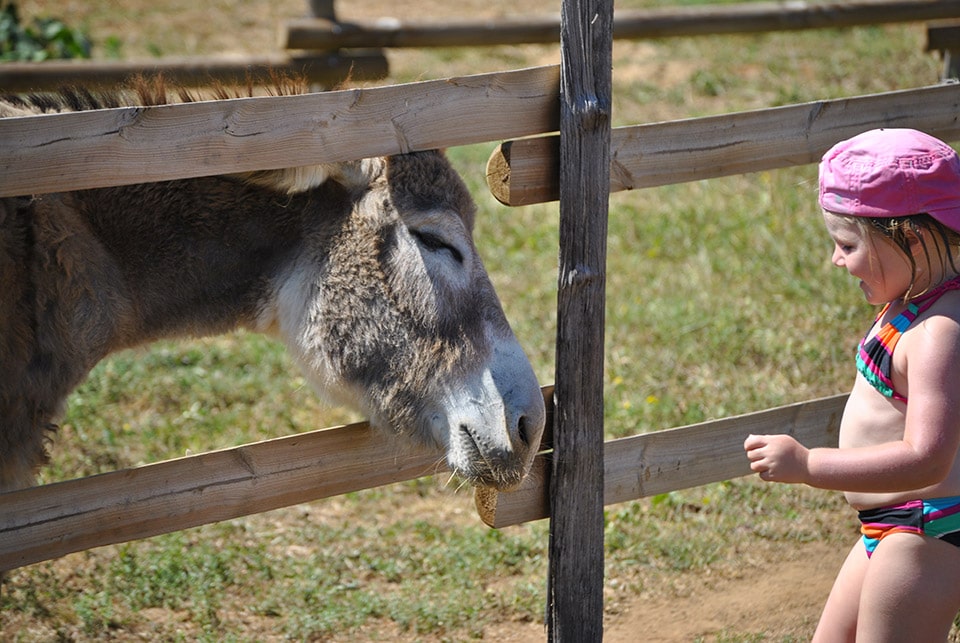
[0, 418, 449, 570]
[0, 388, 556, 569]
[486, 82, 960, 206]
[475, 394, 847, 528]
[0, 65, 560, 198]
[284, 0, 960, 50]
[0, 387, 844, 567]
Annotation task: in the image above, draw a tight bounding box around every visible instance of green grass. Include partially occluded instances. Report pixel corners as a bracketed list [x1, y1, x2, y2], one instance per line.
[0, 2, 949, 641]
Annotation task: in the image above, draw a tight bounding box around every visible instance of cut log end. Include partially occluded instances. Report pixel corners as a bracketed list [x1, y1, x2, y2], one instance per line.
[473, 454, 551, 528]
[474, 486, 499, 527]
[485, 142, 513, 205]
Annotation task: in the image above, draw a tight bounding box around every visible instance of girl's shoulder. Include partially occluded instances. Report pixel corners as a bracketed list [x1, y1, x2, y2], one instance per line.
[903, 291, 960, 357]
[918, 287, 960, 323]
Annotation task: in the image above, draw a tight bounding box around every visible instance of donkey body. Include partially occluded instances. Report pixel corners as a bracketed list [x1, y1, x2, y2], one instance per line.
[0, 87, 545, 496]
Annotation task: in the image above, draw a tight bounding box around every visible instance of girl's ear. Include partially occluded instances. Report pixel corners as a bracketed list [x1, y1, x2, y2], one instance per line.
[905, 226, 936, 277]
[906, 226, 926, 253]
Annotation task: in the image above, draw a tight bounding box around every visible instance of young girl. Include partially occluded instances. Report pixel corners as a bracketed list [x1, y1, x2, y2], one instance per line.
[744, 128, 960, 642]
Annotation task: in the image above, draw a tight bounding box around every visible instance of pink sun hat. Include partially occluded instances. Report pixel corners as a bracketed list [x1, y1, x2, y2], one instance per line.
[818, 128, 960, 233]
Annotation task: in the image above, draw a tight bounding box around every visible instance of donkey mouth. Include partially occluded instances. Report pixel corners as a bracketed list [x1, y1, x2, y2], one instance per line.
[453, 425, 527, 491]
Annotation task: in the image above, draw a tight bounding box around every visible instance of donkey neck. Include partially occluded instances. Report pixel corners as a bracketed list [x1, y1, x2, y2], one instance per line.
[71, 177, 349, 346]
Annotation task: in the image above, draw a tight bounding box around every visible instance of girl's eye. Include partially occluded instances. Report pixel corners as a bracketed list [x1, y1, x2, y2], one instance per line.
[411, 230, 464, 264]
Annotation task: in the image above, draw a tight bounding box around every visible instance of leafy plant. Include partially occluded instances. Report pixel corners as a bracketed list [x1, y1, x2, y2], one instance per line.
[0, 2, 91, 61]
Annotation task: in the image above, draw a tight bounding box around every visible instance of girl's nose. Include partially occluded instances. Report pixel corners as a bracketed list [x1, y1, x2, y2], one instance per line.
[831, 246, 844, 267]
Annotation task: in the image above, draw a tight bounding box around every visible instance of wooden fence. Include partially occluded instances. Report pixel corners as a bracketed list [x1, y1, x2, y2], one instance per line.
[0, 66, 560, 197]
[476, 393, 846, 527]
[7, 0, 960, 92]
[285, 0, 960, 49]
[3, 67, 958, 563]
[4, 1, 960, 639]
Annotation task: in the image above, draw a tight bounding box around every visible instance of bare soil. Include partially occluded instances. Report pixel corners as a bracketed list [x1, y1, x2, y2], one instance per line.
[603, 541, 845, 642]
[485, 540, 847, 641]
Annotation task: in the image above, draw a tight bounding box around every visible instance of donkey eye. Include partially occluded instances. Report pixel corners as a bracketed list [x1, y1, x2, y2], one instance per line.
[411, 229, 464, 264]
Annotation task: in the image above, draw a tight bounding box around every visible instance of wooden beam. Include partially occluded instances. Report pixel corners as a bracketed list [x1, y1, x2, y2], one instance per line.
[0, 420, 443, 570]
[927, 21, 960, 51]
[0, 52, 388, 94]
[927, 21, 960, 80]
[0, 65, 560, 198]
[549, 0, 613, 638]
[485, 82, 960, 206]
[284, 16, 561, 50]
[283, 0, 960, 50]
[308, 0, 337, 21]
[475, 394, 847, 529]
[0, 385, 555, 570]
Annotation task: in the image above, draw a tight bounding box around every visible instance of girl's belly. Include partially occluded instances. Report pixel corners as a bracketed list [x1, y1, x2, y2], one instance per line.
[846, 478, 960, 511]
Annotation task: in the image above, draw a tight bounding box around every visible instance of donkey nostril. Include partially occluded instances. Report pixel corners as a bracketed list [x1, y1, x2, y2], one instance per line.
[517, 415, 529, 447]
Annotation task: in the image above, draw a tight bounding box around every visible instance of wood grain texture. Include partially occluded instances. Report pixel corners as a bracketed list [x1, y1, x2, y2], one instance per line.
[0, 420, 446, 570]
[0, 65, 560, 197]
[486, 83, 960, 205]
[476, 394, 847, 528]
[549, 0, 613, 639]
[1, 386, 558, 570]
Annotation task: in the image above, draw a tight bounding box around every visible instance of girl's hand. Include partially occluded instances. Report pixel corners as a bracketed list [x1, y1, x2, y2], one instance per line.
[743, 434, 810, 484]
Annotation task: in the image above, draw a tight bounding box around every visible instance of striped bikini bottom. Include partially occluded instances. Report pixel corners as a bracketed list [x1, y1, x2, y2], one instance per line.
[859, 496, 960, 558]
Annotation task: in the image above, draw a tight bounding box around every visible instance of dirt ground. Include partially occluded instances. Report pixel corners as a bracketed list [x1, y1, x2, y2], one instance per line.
[475, 540, 847, 641]
[605, 540, 844, 641]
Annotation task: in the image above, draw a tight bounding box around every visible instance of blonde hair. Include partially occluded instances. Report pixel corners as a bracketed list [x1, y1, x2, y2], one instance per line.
[852, 214, 960, 300]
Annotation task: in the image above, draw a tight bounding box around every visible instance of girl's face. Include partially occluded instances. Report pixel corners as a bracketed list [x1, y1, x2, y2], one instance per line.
[822, 210, 914, 305]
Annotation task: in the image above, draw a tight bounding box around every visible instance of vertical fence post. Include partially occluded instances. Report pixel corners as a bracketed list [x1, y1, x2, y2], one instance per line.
[307, 0, 336, 20]
[548, 0, 613, 640]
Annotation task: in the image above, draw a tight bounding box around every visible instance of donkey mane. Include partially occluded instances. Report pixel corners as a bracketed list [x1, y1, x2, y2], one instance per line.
[0, 75, 348, 194]
[0, 73, 310, 113]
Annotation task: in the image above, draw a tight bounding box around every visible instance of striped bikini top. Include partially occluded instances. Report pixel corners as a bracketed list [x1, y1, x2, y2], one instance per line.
[857, 275, 960, 403]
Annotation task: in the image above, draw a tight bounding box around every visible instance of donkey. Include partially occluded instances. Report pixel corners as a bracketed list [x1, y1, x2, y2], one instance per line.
[0, 83, 545, 498]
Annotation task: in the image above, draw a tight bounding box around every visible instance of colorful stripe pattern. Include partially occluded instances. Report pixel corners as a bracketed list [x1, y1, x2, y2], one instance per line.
[859, 497, 960, 557]
[856, 275, 960, 404]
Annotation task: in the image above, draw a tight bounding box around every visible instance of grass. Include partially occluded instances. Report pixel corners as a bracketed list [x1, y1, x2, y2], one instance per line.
[0, 0, 949, 640]
[49, 517, 547, 640]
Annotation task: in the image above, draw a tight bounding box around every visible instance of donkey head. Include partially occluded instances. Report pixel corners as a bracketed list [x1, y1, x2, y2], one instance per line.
[270, 151, 545, 490]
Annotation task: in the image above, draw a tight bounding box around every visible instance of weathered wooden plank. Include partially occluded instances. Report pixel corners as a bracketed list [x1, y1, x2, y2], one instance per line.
[285, 16, 561, 49]
[0, 420, 443, 570]
[0, 52, 388, 93]
[549, 0, 613, 639]
[927, 22, 960, 51]
[611, 0, 960, 38]
[927, 22, 960, 80]
[284, 0, 960, 50]
[486, 82, 960, 206]
[475, 394, 847, 528]
[0, 385, 555, 570]
[0, 65, 560, 198]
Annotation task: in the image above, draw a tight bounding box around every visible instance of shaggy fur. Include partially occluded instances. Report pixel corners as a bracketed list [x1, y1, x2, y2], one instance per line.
[0, 82, 545, 498]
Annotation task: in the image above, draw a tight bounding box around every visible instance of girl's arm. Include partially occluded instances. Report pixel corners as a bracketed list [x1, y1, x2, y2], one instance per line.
[745, 314, 960, 492]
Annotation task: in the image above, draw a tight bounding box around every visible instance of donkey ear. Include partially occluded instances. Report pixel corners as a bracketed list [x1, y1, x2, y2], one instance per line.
[324, 158, 385, 191]
[234, 166, 333, 194]
[235, 158, 384, 195]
